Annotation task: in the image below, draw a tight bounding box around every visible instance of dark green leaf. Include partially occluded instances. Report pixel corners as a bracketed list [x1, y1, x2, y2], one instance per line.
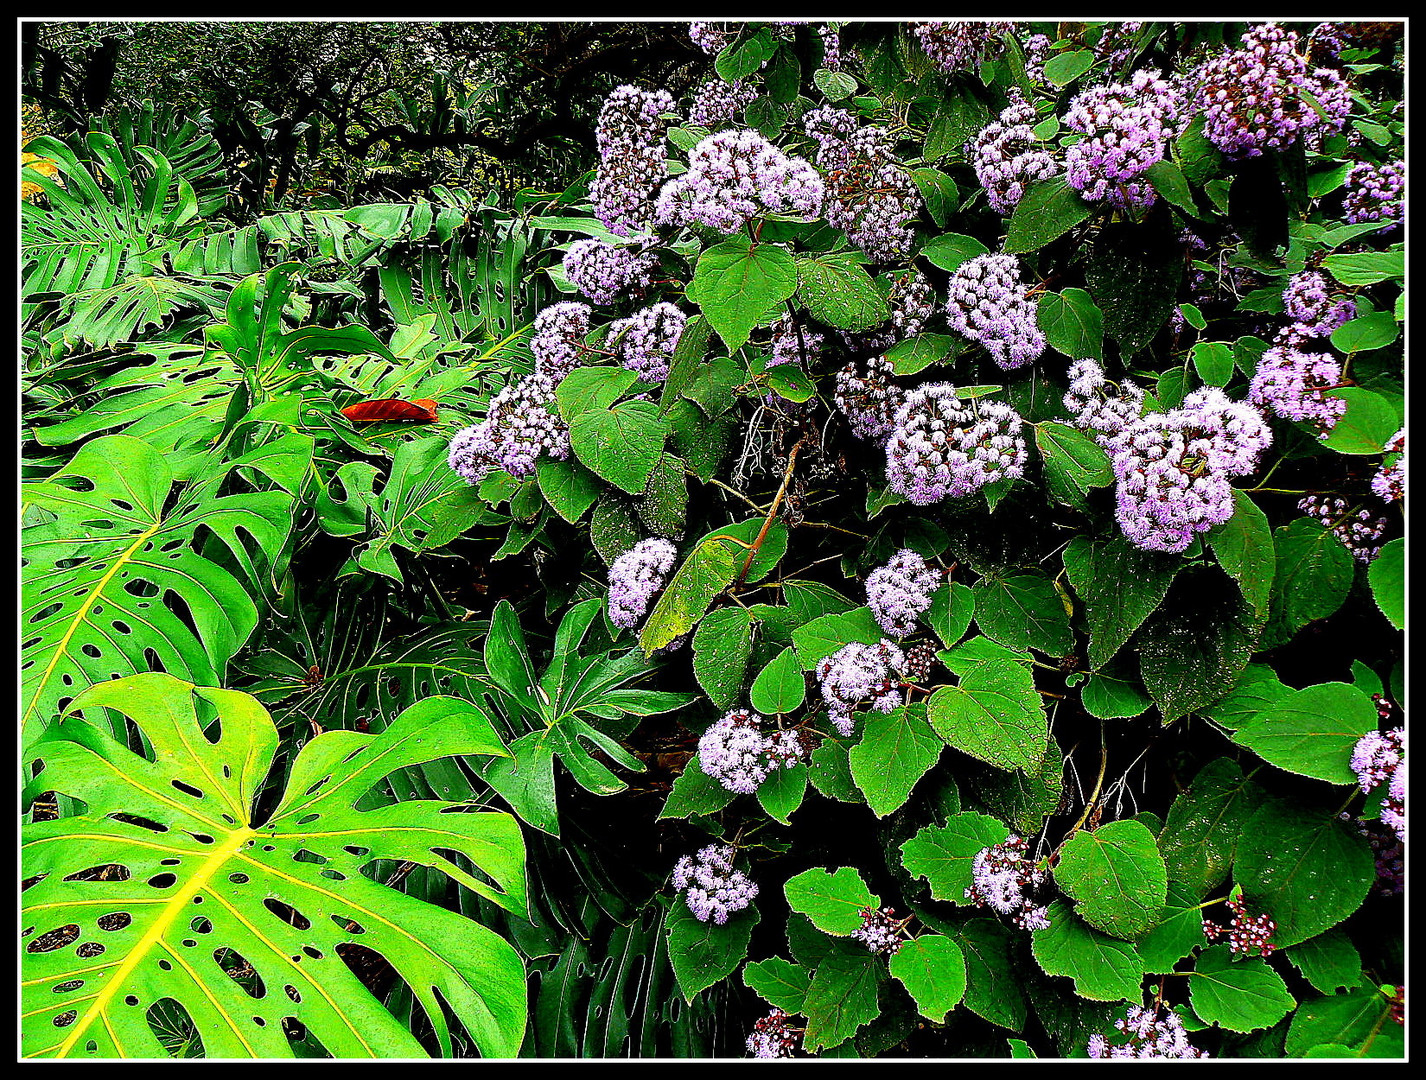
[1004, 177, 1094, 255]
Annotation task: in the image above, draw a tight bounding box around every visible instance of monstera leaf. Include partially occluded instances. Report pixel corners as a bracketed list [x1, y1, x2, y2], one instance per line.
[21, 674, 528, 1059]
[21, 435, 296, 743]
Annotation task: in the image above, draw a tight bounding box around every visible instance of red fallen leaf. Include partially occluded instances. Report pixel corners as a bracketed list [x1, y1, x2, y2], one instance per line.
[340, 397, 439, 422]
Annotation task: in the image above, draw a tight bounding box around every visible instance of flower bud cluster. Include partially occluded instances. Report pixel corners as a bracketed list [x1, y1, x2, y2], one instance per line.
[530, 301, 596, 380]
[687, 76, 758, 130]
[1281, 270, 1357, 337]
[944, 253, 1046, 371]
[1192, 23, 1350, 159]
[1248, 326, 1347, 438]
[607, 537, 679, 630]
[866, 548, 940, 637]
[803, 107, 921, 262]
[767, 313, 822, 368]
[746, 1009, 800, 1058]
[1109, 388, 1272, 553]
[1342, 160, 1404, 233]
[1088, 1005, 1209, 1059]
[1063, 359, 1147, 451]
[965, 834, 1051, 931]
[902, 642, 937, 684]
[610, 301, 687, 383]
[846, 268, 937, 352]
[913, 21, 1013, 73]
[971, 91, 1060, 216]
[447, 369, 569, 484]
[851, 906, 905, 955]
[1297, 494, 1390, 563]
[816, 639, 906, 736]
[833, 356, 905, 442]
[1352, 727, 1405, 840]
[655, 129, 823, 233]
[562, 238, 657, 306]
[885, 386, 1028, 505]
[591, 85, 675, 237]
[698, 708, 807, 794]
[1063, 70, 1184, 211]
[1204, 895, 1278, 957]
[1348, 814, 1404, 898]
[672, 843, 758, 924]
[1371, 429, 1404, 502]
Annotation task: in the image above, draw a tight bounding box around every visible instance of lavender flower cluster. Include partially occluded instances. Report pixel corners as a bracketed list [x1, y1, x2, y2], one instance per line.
[672, 843, 758, 924]
[817, 23, 841, 70]
[1351, 727, 1405, 840]
[1372, 429, 1405, 502]
[561, 238, 656, 306]
[687, 22, 734, 55]
[971, 91, 1060, 216]
[767, 313, 822, 368]
[1281, 269, 1357, 337]
[1063, 359, 1147, 451]
[687, 76, 758, 129]
[610, 301, 687, 383]
[1297, 494, 1390, 563]
[1021, 33, 1052, 83]
[885, 386, 1028, 505]
[834, 356, 906, 442]
[447, 369, 569, 484]
[965, 835, 1050, 931]
[530, 301, 595, 380]
[1088, 1005, 1208, 1059]
[746, 1009, 799, 1058]
[1342, 160, 1404, 233]
[607, 537, 678, 630]
[851, 906, 905, 955]
[816, 639, 905, 736]
[1062, 70, 1184, 211]
[913, 20, 1012, 73]
[1204, 895, 1278, 957]
[591, 85, 675, 237]
[846, 268, 937, 352]
[1109, 387, 1272, 553]
[1092, 21, 1146, 72]
[866, 548, 940, 637]
[697, 708, 806, 794]
[803, 107, 921, 263]
[655, 129, 823, 233]
[944, 253, 1046, 371]
[1192, 23, 1350, 159]
[1248, 326, 1347, 439]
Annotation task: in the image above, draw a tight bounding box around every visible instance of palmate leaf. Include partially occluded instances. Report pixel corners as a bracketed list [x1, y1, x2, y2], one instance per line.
[21, 674, 527, 1059]
[21, 435, 296, 744]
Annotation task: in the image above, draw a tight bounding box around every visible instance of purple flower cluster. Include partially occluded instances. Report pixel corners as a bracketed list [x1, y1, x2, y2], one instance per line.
[944, 253, 1046, 371]
[1351, 727, 1405, 840]
[913, 21, 1012, 73]
[1204, 895, 1278, 958]
[1088, 1005, 1208, 1060]
[885, 386, 1028, 505]
[818, 24, 841, 71]
[1063, 70, 1184, 212]
[971, 91, 1060, 216]
[965, 834, 1050, 931]
[1248, 326, 1347, 439]
[1372, 429, 1404, 502]
[1297, 494, 1390, 563]
[1281, 270, 1357, 337]
[1109, 388, 1272, 554]
[607, 537, 678, 630]
[746, 1009, 799, 1059]
[1342, 160, 1404, 233]
[803, 107, 921, 263]
[591, 85, 675, 237]
[697, 708, 806, 794]
[846, 268, 937, 352]
[655, 129, 823, 233]
[834, 357, 905, 442]
[866, 548, 940, 637]
[767, 312, 822, 368]
[530, 301, 595, 380]
[851, 906, 905, 955]
[687, 76, 758, 129]
[1092, 21, 1146, 72]
[688, 22, 734, 55]
[672, 843, 758, 924]
[1193, 23, 1350, 159]
[816, 639, 905, 736]
[610, 301, 687, 383]
[561, 238, 656, 306]
[1063, 359, 1147, 451]
[447, 369, 570, 484]
[1353, 816, 1404, 898]
[1022, 34, 1052, 84]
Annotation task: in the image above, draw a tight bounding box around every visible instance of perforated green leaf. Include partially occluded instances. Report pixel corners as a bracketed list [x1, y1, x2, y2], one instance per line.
[22, 674, 527, 1059]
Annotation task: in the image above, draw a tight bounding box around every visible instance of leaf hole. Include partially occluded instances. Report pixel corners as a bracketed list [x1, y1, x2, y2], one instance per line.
[171, 779, 204, 799]
[76, 941, 106, 959]
[214, 947, 266, 999]
[146, 997, 204, 1057]
[263, 898, 311, 931]
[190, 917, 212, 934]
[146, 872, 178, 890]
[228, 872, 250, 884]
[109, 812, 169, 833]
[97, 911, 132, 931]
[53, 1010, 78, 1028]
[27, 924, 80, 953]
[64, 864, 131, 883]
[53, 980, 85, 994]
